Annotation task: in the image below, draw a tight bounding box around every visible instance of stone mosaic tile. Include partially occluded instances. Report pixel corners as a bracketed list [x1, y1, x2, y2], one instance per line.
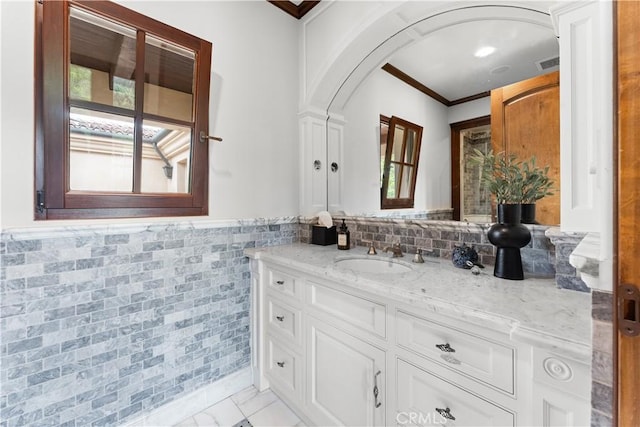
[0, 219, 297, 427]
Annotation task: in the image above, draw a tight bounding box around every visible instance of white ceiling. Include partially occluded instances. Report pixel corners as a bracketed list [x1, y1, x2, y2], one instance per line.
[387, 18, 559, 102]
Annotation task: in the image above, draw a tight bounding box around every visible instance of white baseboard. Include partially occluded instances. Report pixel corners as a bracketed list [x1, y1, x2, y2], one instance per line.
[125, 367, 252, 426]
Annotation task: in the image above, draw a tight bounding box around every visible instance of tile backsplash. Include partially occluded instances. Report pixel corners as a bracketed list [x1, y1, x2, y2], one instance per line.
[300, 216, 588, 291]
[0, 219, 297, 427]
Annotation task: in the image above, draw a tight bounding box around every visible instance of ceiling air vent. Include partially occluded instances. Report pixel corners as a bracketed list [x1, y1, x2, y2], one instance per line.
[536, 56, 560, 71]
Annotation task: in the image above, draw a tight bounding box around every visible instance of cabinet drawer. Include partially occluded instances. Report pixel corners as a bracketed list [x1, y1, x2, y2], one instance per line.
[266, 295, 301, 346]
[308, 280, 386, 338]
[265, 335, 302, 399]
[396, 358, 515, 427]
[267, 267, 301, 300]
[396, 310, 515, 394]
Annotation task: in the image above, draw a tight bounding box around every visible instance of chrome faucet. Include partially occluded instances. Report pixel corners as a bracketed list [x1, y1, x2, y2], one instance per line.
[383, 243, 403, 258]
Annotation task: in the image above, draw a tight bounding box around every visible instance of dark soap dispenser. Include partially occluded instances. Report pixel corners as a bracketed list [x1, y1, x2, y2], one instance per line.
[337, 219, 351, 250]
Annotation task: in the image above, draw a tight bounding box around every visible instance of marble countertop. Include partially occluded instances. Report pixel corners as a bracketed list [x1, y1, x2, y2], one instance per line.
[246, 244, 592, 362]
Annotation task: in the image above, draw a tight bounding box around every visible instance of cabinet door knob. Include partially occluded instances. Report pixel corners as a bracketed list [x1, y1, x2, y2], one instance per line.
[435, 343, 455, 353]
[373, 370, 382, 408]
[275, 315, 285, 322]
[275, 280, 285, 285]
[276, 361, 285, 368]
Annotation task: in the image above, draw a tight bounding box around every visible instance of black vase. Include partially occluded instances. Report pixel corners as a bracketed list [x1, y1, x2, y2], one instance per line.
[521, 203, 537, 224]
[487, 204, 531, 280]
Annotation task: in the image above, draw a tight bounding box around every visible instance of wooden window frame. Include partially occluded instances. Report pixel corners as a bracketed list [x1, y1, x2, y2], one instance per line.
[380, 115, 423, 209]
[35, 0, 212, 220]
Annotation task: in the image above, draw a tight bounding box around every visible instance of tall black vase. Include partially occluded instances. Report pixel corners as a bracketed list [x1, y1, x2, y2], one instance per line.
[521, 203, 537, 224]
[487, 204, 531, 280]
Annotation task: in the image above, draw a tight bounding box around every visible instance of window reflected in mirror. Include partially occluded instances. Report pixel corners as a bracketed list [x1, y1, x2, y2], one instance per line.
[380, 115, 423, 209]
[460, 126, 492, 222]
[450, 116, 491, 222]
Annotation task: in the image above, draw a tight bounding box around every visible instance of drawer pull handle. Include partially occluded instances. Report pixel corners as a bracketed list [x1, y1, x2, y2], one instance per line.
[435, 407, 455, 421]
[275, 280, 285, 285]
[276, 361, 285, 368]
[275, 315, 285, 322]
[435, 343, 455, 353]
[373, 370, 382, 408]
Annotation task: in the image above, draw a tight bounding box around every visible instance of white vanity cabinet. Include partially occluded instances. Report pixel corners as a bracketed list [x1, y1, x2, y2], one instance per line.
[531, 349, 591, 427]
[255, 263, 388, 426]
[250, 256, 591, 427]
[306, 316, 386, 426]
[259, 265, 305, 408]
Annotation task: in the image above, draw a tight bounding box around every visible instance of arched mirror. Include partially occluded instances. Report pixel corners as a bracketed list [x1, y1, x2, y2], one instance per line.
[327, 5, 559, 224]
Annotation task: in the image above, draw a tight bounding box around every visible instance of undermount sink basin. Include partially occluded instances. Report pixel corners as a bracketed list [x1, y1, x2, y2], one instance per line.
[334, 257, 414, 274]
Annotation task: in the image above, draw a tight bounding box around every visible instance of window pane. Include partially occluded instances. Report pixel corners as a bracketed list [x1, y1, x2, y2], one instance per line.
[144, 35, 195, 122]
[404, 129, 416, 164]
[69, 107, 133, 192]
[140, 120, 192, 193]
[391, 125, 405, 162]
[400, 166, 413, 198]
[69, 7, 137, 110]
[386, 163, 400, 198]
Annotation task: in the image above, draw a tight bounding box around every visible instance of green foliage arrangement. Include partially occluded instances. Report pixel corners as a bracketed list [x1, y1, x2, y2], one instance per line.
[520, 157, 555, 203]
[469, 149, 555, 204]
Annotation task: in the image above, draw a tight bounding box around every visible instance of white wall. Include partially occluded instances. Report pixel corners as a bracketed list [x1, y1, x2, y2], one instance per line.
[339, 70, 494, 216]
[0, 0, 299, 228]
[448, 97, 491, 124]
[340, 69, 451, 215]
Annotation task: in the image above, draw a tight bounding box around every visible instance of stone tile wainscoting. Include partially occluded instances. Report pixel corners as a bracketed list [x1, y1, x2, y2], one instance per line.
[591, 290, 614, 426]
[0, 219, 297, 427]
[300, 216, 588, 290]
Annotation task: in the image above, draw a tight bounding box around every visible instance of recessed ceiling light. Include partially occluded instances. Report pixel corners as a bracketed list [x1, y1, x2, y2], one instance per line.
[475, 46, 496, 58]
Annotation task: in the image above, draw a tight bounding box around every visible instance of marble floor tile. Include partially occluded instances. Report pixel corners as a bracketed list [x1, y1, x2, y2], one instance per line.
[175, 397, 245, 427]
[174, 389, 306, 427]
[231, 386, 279, 417]
[247, 400, 301, 427]
[198, 397, 246, 427]
[175, 416, 198, 427]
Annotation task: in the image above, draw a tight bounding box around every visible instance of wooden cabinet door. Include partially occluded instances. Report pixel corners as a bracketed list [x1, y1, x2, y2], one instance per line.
[306, 316, 386, 426]
[491, 71, 560, 225]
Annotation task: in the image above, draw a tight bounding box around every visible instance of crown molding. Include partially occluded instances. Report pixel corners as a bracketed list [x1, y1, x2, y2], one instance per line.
[382, 63, 489, 107]
[267, 1, 321, 19]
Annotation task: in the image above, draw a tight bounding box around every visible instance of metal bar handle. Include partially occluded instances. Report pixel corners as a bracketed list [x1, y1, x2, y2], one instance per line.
[199, 131, 223, 143]
[373, 370, 382, 408]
